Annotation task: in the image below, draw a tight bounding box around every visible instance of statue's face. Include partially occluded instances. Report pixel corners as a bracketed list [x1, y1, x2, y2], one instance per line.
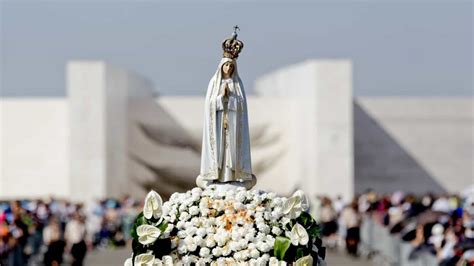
[222, 62, 235, 76]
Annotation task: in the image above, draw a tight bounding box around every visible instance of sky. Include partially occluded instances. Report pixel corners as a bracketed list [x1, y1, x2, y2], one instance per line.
[0, 0, 472, 97]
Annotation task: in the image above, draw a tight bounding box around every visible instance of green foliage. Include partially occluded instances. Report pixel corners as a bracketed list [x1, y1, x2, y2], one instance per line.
[307, 224, 322, 239]
[296, 247, 306, 259]
[157, 220, 168, 232]
[130, 212, 148, 239]
[273, 236, 291, 260]
[130, 212, 172, 266]
[296, 211, 321, 239]
[277, 211, 323, 263]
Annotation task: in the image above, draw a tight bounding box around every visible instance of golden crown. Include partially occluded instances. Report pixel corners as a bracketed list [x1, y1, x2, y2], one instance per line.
[222, 25, 244, 59]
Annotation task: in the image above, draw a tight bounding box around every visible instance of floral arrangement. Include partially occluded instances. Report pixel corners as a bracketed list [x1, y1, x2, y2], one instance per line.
[124, 186, 325, 265]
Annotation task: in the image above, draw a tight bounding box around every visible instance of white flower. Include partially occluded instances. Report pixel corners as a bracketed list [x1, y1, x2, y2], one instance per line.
[212, 246, 222, 256]
[221, 244, 231, 256]
[196, 227, 206, 238]
[233, 251, 243, 261]
[272, 226, 282, 235]
[257, 223, 270, 234]
[250, 248, 260, 259]
[266, 235, 275, 246]
[241, 249, 250, 261]
[229, 240, 238, 251]
[199, 247, 211, 258]
[134, 252, 156, 266]
[162, 256, 173, 266]
[295, 255, 313, 266]
[124, 257, 132, 266]
[137, 224, 161, 245]
[182, 255, 196, 264]
[143, 190, 163, 220]
[290, 223, 309, 246]
[164, 224, 174, 234]
[225, 258, 235, 264]
[282, 195, 303, 219]
[189, 206, 200, 216]
[205, 236, 216, 248]
[281, 216, 291, 225]
[179, 211, 190, 221]
[269, 257, 279, 265]
[293, 190, 309, 211]
[177, 241, 188, 254]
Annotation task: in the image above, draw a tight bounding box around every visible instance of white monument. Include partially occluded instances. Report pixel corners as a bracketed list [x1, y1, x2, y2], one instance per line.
[67, 61, 155, 203]
[254, 59, 354, 201]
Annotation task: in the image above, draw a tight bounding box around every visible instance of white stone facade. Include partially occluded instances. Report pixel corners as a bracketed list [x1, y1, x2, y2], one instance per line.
[1, 60, 472, 202]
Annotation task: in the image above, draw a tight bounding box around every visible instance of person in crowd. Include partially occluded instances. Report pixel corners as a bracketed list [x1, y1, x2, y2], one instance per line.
[43, 217, 65, 266]
[65, 212, 87, 266]
[340, 200, 361, 256]
[320, 197, 339, 249]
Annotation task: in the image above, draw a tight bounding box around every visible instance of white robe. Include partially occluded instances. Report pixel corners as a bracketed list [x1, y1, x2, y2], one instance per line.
[199, 58, 253, 183]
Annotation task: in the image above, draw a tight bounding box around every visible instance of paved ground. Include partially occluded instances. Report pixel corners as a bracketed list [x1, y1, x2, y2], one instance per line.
[85, 248, 371, 266]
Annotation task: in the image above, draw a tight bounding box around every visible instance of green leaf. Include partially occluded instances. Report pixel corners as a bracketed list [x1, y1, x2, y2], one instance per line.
[296, 247, 305, 259]
[307, 224, 321, 238]
[157, 221, 168, 232]
[131, 212, 147, 239]
[274, 236, 291, 260]
[297, 212, 315, 228]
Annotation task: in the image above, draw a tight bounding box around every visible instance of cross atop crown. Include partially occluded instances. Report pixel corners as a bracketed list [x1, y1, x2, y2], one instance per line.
[222, 25, 244, 59]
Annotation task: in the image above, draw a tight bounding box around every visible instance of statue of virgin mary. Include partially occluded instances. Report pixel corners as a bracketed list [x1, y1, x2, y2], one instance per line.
[196, 27, 256, 189]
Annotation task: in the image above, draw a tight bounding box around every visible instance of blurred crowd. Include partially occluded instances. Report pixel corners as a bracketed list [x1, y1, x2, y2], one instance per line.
[0, 196, 141, 266]
[312, 187, 474, 265]
[2, 188, 474, 266]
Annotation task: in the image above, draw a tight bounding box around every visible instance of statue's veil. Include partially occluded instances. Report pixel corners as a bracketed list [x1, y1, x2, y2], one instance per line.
[199, 58, 253, 181]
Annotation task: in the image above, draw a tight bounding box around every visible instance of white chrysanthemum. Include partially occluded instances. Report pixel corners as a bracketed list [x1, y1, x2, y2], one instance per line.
[162, 256, 173, 266]
[177, 241, 188, 254]
[205, 236, 216, 248]
[196, 227, 206, 238]
[137, 224, 161, 245]
[143, 190, 163, 220]
[212, 246, 222, 256]
[221, 244, 231, 256]
[272, 226, 282, 235]
[290, 223, 309, 246]
[179, 211, 190, 221]
[189, 206, 200, 216]
[269, 257, 279, 265]
[124, 257, 132, 266]
[199, 247, 211, 258]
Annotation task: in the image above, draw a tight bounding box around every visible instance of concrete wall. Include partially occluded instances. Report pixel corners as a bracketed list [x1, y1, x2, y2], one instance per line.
[67, 61, 154, 203]
[254, 60, 354, 201]
[1, 99, 69, 198]
[2, 60, 471, 202]
[355, 97, 474, 194]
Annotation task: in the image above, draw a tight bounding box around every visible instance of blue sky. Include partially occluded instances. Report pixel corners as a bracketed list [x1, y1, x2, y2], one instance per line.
[1, 1, 472, 96]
